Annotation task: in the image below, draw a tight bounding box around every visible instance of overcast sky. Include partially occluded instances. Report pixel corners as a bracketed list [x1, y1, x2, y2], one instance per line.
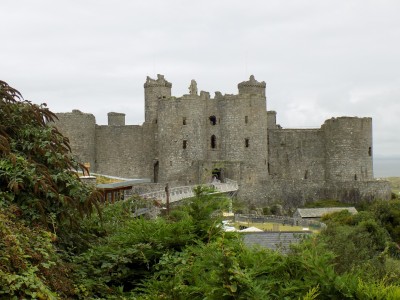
[1, 1, 399, 168]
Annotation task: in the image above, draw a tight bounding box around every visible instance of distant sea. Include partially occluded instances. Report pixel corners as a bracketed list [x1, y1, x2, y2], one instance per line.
[374, 157, 400, 178]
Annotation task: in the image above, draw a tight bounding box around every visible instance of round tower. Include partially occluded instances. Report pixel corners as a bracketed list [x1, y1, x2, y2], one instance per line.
[238, 75, 266, 96]
[220, 75, 269, 183]
[323, 117, 373, 181]
[144, 74, 172, 124]
[157, 89, 206, 185]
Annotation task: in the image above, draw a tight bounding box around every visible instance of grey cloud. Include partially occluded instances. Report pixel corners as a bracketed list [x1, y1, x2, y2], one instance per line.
[1, 0, 400, 161]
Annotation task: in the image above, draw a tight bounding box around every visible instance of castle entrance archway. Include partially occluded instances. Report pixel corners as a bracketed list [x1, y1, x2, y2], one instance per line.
[212, 168, 224, 183]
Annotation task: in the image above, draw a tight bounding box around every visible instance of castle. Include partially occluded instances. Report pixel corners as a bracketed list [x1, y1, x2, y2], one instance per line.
[54, 74, 390, 207]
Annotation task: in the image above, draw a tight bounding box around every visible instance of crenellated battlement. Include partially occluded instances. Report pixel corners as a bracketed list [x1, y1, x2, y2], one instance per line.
[238, 75, 266, 96]
[144, 74, 172, 88]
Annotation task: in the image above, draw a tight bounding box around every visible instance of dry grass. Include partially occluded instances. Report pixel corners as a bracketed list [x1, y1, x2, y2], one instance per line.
[383, 177, 400, 194]
[95, 175, 122, 184]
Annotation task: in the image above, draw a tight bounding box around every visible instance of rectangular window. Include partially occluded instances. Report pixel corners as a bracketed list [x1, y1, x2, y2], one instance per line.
[245, 138, 249, 148]
[245, 116, 248, 124]
[183, 117, 187, 125]
[183, 140, 187, 149]
[211, 135, 217, 149]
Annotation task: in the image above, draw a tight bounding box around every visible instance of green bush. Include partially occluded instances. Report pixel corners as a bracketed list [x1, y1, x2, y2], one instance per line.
[0, 206, 75, 298]
[370, 200, 400, 244]
[73, 186, 230, 297]
[0, 80, 102, 236]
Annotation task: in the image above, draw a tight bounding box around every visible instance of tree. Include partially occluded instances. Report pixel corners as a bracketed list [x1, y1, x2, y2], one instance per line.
[0, 80, 101, 233]
[0, 80, 103, 298]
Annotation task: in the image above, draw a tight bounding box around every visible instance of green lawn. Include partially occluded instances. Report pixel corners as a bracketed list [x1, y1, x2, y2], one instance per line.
[233, 221, 306, 232]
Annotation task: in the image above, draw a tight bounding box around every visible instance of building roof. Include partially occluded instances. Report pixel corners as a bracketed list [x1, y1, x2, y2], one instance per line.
[239, 226, 263, 232]
[294, 207, 358, 218]
[97, 178, 151, 190]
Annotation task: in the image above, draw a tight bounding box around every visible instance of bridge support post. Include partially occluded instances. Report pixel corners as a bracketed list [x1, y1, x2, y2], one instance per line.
[165, 183, 170, 215]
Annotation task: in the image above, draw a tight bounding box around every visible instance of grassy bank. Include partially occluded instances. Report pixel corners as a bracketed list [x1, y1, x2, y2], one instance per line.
[384, 177, 400, 194]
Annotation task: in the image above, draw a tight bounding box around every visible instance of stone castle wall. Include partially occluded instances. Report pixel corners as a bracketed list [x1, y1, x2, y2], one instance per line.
[239, 180, 391, 208]
[268, 129, 326, 181]
[95, 125, 150, 178]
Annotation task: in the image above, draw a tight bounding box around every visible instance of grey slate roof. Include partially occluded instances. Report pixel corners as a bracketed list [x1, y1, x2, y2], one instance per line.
[293, 207, 358, 218]
[242, 231, 312, 253]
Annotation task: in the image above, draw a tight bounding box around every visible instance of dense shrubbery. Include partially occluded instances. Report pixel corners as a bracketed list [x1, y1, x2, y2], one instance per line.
[320, 210, 400, 281]
[72, 186, 229, 298]
[1, 81, 400, 299]
[0, 206, 76, 298]
[0, 80, 101, 233]
[0, 81, 101, 298]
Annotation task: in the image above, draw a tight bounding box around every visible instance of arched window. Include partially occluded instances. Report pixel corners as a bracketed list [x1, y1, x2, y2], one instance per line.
[209, 116, 217, 125]
[211, 135, 217, 149]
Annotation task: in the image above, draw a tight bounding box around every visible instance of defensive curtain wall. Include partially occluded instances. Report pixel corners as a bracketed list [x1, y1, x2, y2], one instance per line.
[54, 75, 391, 208]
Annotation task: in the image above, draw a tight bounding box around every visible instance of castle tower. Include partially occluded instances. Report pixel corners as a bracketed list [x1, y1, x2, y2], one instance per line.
[156, 80, 207, 184]
[323, 117, 373, 181]
[238, 75, 266, 96]
[220, 75, 269, 183]
[54, 110, 97, 171]
[144, 74, 172, 124]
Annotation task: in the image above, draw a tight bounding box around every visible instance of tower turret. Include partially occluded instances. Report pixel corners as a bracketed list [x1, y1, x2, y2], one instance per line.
[238, 75, 266, 96]
[144, 74, 172, 124]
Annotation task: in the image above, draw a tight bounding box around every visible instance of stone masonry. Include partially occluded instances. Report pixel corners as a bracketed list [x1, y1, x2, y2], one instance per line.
[54, 74, 391, 208]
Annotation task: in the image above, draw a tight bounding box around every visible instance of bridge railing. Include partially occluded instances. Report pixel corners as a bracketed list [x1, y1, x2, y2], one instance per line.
[210, 178, 238, 193]
[139, 179, 238, 204]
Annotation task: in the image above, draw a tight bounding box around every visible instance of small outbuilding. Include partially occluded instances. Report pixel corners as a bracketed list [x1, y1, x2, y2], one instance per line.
[293, 207, 358, 220]
[97, 178, 151, 203]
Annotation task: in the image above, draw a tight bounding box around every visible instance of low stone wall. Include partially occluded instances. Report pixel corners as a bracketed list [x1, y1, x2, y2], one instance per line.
[235, 214, 325, 229]
[80, 176, 97, 186]
[238, 179, 391, 208]
[122, 179, 391, 209]
[242, 231, 313, 253]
